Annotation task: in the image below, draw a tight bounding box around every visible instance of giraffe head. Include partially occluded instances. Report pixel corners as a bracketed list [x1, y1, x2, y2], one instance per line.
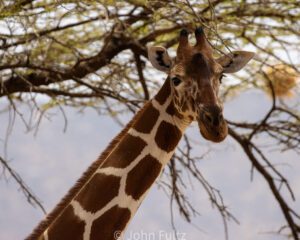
[148, 27, 254, 142]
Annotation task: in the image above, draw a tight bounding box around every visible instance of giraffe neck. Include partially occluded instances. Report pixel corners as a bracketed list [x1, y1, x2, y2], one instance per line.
[37, 80, 191, 240]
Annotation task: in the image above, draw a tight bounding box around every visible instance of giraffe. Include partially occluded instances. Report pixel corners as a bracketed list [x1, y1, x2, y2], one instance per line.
[27, 27, 254, 240]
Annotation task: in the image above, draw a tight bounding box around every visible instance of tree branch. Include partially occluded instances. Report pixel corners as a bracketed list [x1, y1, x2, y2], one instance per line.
[0, 155, 46, 214]
[228, 127, 300, 239]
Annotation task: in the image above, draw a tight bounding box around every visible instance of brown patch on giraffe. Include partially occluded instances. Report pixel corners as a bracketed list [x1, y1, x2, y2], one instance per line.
[155, 121, 182, 153]
[166, 102, 175, 116]
[103, 134, 147, 168]
[75, 173, 120, 213]
[47, 205, 85, 240]
[155, 78, 171, 105]
[133, 102, 159, 133]
[166, 101, 184, 119]
[26, 104, 150, 240]
[125, 154, 162, 200]
[90, 205, 131, 240]
[188, 115, 195, 121]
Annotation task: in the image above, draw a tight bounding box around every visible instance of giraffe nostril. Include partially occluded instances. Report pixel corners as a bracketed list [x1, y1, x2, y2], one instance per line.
[202, 109, 223, 127]
[205, 113, 213, 123]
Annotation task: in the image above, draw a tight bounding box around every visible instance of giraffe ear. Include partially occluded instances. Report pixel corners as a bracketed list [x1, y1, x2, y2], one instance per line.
[147, 46, 172, 73]
[217, 51, 255, 73]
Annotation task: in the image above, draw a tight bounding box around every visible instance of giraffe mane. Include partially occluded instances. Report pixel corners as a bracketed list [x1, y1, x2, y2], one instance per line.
[26, 102, 149, 240]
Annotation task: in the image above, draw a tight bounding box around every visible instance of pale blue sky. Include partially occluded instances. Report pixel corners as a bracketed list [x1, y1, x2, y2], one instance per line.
[0, 89, 299, 240]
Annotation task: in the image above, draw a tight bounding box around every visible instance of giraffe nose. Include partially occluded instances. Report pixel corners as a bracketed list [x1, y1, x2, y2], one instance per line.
[203, 106, 224, 127]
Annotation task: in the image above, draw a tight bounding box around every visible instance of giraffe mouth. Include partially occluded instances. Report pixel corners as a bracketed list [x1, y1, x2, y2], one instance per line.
[197, 112, 228, 143]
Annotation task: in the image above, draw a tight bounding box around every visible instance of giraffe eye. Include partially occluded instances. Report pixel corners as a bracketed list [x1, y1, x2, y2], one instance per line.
[171, 77, 181, 86]
[219, 74, 225, 84]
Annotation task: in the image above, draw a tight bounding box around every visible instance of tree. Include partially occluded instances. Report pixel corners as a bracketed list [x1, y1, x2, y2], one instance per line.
[0, 0, 299, 239]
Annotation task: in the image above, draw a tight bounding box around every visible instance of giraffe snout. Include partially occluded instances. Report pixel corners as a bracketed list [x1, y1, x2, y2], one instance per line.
[203, 111, 223, 127]
[198, 105, 228, 142]
[201, 105, 223, 127]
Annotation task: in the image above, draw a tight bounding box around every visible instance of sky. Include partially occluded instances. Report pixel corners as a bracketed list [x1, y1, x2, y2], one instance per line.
[0, 88, 299, 240]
